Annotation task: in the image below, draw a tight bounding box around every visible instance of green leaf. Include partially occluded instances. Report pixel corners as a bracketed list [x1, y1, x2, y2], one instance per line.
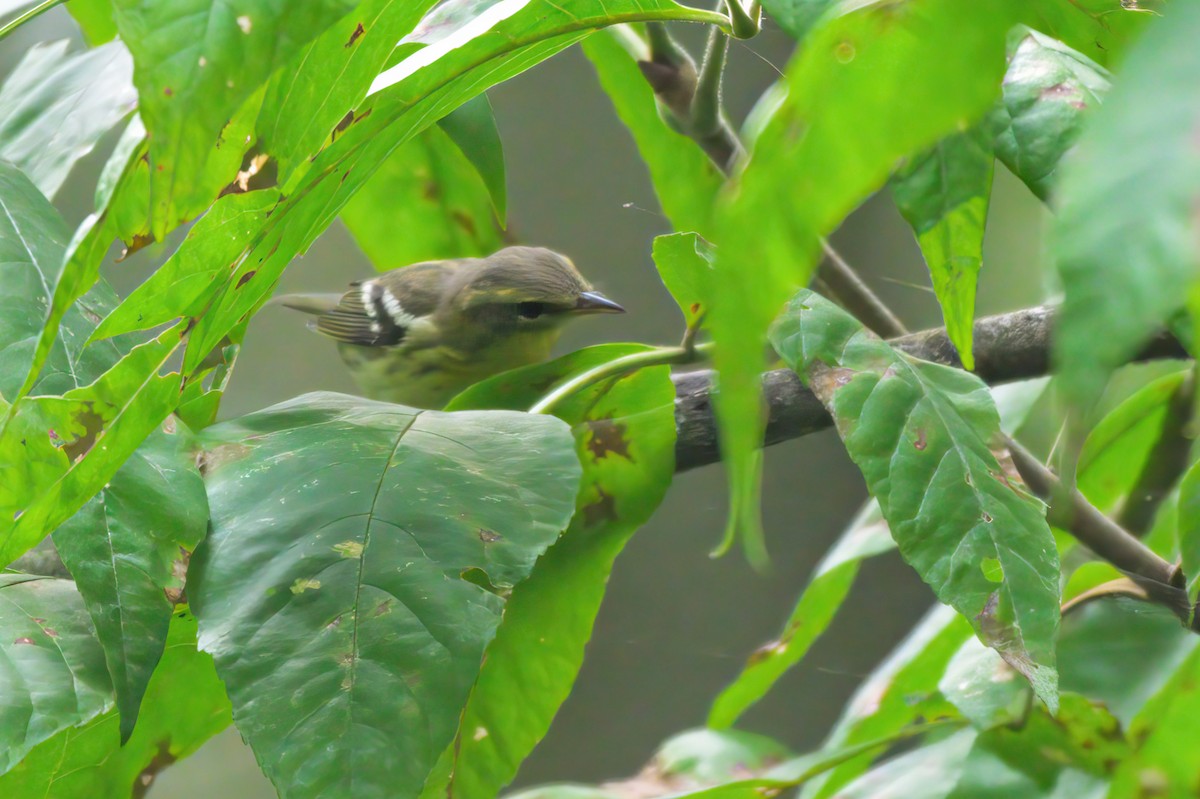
[110, 0, 359, 239]
[256, 0, 437, 186]
[988, 30, 1109, 203]
[444, 345, 676, 799]
[581, 27, 724, 234]
[340, 123, 503, 270]
[709, 0, 1016, 559]
[1107, 645, 1200, 796]
[0, 163, 126, 400]
[709, 500, 893, 729]
[652, 232, 715, 328]
[938, 638, 1029, 729]
[0, 576, 111, 774]
[437, 93, 507, 223]
[0, 326, 186, 569]
[0, 40, 135, 200]
[52, 416, 208, 743]
[771, 290, 1061, 709]
[1023, 0, 1160, 68]
[1076, 369, 1189, 515]
[1052, 1, 1200, 410]
[1058, 599, 1196, 726]
[66, 0, 118, 45]
[191, 393, 581, 799]
[891, 129, 994, 371]
[0, 609, 232, 797]
[760, 0, 838, 42]
[1179, 460, 1200, 607]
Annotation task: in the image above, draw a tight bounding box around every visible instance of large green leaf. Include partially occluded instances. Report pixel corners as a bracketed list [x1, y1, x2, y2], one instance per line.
[1106, 645, 1200, 797]
[110, 0, 359, 238]
[52, 416, 208, 742]
[1052, 2, 1200, 410]
[989, 30, 1109, 203]
[444, 344, 676, 799]
[66, 0, 118, 44]
[191, 393, 580, 799]
[581, 27, 724, 234]
[891, 128, 994, 370]
[0, 40, 135, 200]
[256, 0, 438, 186]
[0, 608, 231, 797]
[0, 576, 111, 775]
[0, 163, 125, 401]
[771, 290, 1060, 707]
[340, 123, 503, 270]
[709, 0, 1016, 556]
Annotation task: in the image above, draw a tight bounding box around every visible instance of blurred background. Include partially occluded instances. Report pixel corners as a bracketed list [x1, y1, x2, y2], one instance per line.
[5, 9, 1048, 796]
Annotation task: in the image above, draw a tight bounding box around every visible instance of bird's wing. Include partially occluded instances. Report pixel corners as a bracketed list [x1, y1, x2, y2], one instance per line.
[309, 261, 462, 347]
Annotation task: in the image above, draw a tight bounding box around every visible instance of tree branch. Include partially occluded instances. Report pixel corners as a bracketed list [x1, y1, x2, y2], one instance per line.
[673, 305, 1190, 472]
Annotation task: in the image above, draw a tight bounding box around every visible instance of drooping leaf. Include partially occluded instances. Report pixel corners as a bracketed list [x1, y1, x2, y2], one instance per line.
[1023, 0, 1160, 68]
[1107, 645, 1200, 797]
[52, 416, 208, 742]
[340, 123, 503, 270]
[437, 93, 507, 223]
[0, 576, 111, 775]
[0, 609, 231, 797]
[444, 344, 676, 799]
[0, 163, 125, 401]
[988, 30, 1109, 203]
[256, 0, 438, 186]
[771, 290, 1060, 708]
[109, 0, 359, 238]
[709, 0, 1016, 558]
[1052, 1, 1200, 410]
[581, 27, 724, 234]
[652, 232, 715, 328]
[190, 393, 580, 799]
[0, 40, 136, 200]
[891, 128, 994, 371]
[709, 500, 893, 729]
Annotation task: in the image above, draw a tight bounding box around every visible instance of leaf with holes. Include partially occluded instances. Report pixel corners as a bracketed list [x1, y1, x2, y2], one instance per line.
[52, 416, 208, 742]
[0, 609, 231, 797]
[109, 0, 359, 238]
[444, 344, 675, 799]
[891, 128, 993, 371]
[0, 40, 136, 200]
[771, 290, 1060, 709]
[190, 393, 580, 799]
[988, 30, 1109, 203]
[1052, 1, 1200, 410]
[0, 576, 112, 775]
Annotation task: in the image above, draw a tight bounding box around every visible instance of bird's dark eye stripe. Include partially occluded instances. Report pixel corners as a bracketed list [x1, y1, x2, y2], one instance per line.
[518, 301, 547, 319]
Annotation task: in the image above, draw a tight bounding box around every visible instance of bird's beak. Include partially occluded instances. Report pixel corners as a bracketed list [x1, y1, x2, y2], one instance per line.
[573, 291, 625, 314]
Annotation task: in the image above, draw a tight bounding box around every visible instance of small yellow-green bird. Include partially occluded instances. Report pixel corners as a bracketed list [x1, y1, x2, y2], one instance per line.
[276, 246, 624, 409]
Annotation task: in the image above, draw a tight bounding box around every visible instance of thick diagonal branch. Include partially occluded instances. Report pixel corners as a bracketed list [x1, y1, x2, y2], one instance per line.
[673, 305, 1189, 472]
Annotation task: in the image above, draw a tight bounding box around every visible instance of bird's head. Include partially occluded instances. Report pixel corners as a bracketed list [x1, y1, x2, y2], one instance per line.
[450, 246, 624, 331]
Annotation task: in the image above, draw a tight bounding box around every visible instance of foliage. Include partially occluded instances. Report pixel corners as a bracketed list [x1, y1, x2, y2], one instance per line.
[0, 0, 1198, 797]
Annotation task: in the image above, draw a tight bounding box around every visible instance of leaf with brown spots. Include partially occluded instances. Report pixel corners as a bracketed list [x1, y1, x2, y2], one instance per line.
[772, 290, 1060, 710]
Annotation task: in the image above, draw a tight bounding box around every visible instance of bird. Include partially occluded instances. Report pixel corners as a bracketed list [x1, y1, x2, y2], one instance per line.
[275, 246, 625, 409]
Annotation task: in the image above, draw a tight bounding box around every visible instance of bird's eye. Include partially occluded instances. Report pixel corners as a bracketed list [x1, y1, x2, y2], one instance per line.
[518, 302, 546, 320]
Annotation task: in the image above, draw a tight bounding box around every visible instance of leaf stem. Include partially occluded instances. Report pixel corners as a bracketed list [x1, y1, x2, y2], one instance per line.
[0, 0, 64, 41]
[530, 342, 713, 416]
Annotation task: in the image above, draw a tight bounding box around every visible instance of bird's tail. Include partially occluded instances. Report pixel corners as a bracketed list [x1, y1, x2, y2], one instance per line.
[269, 292, 342, 316]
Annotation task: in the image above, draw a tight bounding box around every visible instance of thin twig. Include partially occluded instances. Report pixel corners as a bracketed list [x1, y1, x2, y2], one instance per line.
[818, 240, 908, 338]
[0, 0, 64, 40]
